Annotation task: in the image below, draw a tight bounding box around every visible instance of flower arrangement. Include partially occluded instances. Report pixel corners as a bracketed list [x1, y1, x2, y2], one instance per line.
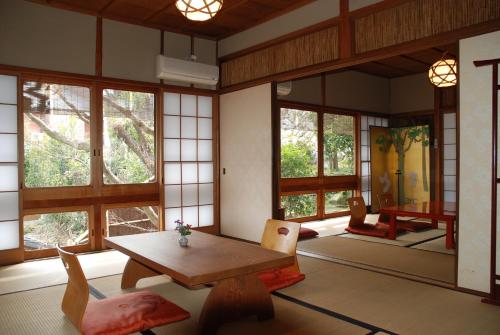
[175, 219, 192, 236]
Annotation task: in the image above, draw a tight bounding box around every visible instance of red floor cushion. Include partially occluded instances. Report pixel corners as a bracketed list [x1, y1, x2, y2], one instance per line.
[345, 222, 390, 238]
[299, 227, 319, 240]
[82, 290, 190, 335]
[257, 268, 306, 292]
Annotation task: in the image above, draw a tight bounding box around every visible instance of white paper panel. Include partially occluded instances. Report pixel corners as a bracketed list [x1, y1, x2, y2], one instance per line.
[181, 139, 197, 161]
[375, 118, 382, 126]
[182, 163, 197, 183]
[0, 192, 18, 221]
[164, 93, 180, 115]
[182, 184, 198, 206]
[198, 140, 212, 161]
[362, 191, 369, 203]
[368, 116, 375, 126]
[165, 208, 182, 230]
[199, 163, 213, 183]
[182, 206, 198, 227]
[164, 139, 180, 161]
[181, 117, 197, 138]
[164, 116, 180, 138]
[199, 183, 213, 205]
[0, 134, 17, 162]
[198, 118, 212, 139]
[361, 131, 368, 146]
[444, 175, 457, 191]
[0, 164, 18, 192]
[443, 113, 456, 129]
[0, 220, 19, 250]
[443, 144, 456, 160]
[361, 116, 368, 131]
[165, 185, 181, 208]
[0, 105, 18, 133]
[164, 163, 181, 184]
[198, 96, 212, 117]
[361, 146, 368, 161]
[444, 191, 456, 202]
[0, 75, 17, 105]
[199, 205, 214, 227]
[361, 176, 369, 191]
[181, 94, 197, 116]
[443, 129, 456, 145]
[361, 162, 369, 176]
[443, 160, 456, 176]
[382, 119, 389, 127]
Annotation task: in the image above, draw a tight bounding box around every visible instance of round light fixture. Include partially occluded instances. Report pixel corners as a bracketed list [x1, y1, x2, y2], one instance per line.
[428, 55, 457, 87]
[176, 0, 223, 22]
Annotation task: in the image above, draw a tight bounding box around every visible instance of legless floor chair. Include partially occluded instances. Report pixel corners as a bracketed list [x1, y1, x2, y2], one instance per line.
[57, 246, 190, 335]
[257, 219, 305, 292]
[346, 197, 403, 238]
[377, 193, 433, 232]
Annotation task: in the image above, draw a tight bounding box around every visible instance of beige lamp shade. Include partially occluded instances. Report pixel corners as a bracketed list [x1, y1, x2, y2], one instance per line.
[428, 58, 457, 87]
[176, 0, 223, 21]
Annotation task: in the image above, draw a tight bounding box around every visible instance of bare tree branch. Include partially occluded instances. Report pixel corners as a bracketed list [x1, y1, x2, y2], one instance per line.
[103, 96, 154, 136]
[114, 124, 155, 174]
[51, 87, 90, 124]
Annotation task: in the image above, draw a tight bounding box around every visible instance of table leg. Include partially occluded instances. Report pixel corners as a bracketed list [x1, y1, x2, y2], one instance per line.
[198, 273, 274, 335]
[432, 219, 438, 229]
[445, 219, 456, 249]
[388, 214, 397, 240]
[121, 258, 160, 289]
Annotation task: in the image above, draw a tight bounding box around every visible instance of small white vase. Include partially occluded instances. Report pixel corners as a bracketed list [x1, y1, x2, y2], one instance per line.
[178, 235, 188, 247]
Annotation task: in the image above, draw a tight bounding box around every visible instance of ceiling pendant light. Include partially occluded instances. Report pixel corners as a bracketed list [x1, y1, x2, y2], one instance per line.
[176, 0, 223, 22]
[428, 53, 458, 87]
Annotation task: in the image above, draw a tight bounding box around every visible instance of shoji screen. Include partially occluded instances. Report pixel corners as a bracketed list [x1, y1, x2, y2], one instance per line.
[360, 115, 388, 206]
[443, 113, 457, 202]
[0, 75, 21, 263]
[163, 93, 214, 230]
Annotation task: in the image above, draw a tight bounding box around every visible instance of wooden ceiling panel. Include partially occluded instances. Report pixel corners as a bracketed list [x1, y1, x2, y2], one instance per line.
[104, 0, 169, 21]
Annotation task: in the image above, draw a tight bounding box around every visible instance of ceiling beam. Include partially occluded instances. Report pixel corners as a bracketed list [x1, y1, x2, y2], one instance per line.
[99, 0, 116, 14]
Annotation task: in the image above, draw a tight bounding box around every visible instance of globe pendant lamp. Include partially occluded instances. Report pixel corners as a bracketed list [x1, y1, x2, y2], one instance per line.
[428, 53, 457, 87]
[176, 0, 223, 22]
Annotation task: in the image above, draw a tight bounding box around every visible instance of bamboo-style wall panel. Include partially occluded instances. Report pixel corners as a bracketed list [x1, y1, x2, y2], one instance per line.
[221, 26, 339, 87]
[355, 0, 500, 54]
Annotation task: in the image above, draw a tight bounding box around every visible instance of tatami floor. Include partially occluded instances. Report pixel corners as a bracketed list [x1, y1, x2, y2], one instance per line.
[0, 246, 499, 335]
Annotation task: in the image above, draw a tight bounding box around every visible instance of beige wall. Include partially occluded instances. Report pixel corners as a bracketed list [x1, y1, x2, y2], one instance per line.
[390, 73, 434, 113]
[458, 30, 500, 293]
[278, 76, 322, 105]
[0, 0, 96, 75]
[219, 84, 273, 242]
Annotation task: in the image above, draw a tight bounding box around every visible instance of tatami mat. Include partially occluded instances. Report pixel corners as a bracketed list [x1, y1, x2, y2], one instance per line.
[298, 235, 455, 283]
[340, 228, 447, 248]
[0, 250, 128, 295]
[411, 236, 455, 255]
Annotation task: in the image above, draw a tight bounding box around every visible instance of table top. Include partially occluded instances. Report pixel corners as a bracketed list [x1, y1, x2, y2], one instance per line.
[379, 201, 456, 219]
[104, 231, 294, 287]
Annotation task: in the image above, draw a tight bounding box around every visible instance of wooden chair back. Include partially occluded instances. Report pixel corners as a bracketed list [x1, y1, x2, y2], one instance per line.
[348, 197, 367, 227]
[377, 193, 395, 223]
[261, 219, 301, 273]
[57, 245, 89, 331]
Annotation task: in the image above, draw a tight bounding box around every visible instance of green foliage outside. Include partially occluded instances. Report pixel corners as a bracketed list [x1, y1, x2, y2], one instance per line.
[324, 132, 354, 176]
[282, 194, 317, 219]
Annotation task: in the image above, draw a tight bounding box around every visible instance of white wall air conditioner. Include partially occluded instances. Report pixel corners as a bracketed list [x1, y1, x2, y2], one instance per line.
[277, 81, 292, 96]
[156, 55, 219, 86]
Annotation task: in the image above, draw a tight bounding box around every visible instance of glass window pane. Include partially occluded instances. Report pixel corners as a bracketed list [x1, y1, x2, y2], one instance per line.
[164, 163, 181, 184]
[198, 96, 212, 117]
[164, 93, 180, 115]
[199, 205, 213, 227]
[0, 75, 17, 105]
[181, 117, 197, 138]
[182, 206, 198, 227]
[198, 140, 212, 161]
[182, 184, 198, 206]
[325, 190, 353, 214]
[165, 208, 181, 230]
[0, 221, 19, 250]
[181, 139, 197, 161]
[24, 211, 88, 250]
[199, 163, 213, 183]
[281, 194, 317, 219]
[199, 183, 213, 205]
[0, 105, 17, 133]
[181, 94, 197, 116]
[0, 192, 18, 221]
[324, 114, 355, 176]
[164, 115, 180, 138]
[280, 108, 318, 178]
[106, 206, 159, 237]
[0, 164, 18, 192]
[23, 82, 90, 187]
[165, 185, 181, 208]
[164, 139, 180, 161]
[103, 89, 155, 184]
[198, 118, 212, 139]
[182, 163, 197, 184]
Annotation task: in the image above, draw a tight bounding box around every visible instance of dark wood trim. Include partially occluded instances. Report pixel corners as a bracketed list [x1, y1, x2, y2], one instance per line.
[271, 82, 280, 219]
[455, 286, 489, 298]
[339, 0, 352, 59]
[95, 16, 102, 77]
[391, 109, 435, 118]
[279, 100, 391, 118]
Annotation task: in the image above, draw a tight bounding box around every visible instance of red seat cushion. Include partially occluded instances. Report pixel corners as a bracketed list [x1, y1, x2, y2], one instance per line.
[299, 227, 319, 240]
[345, 223, 389, 238]
[82, 291, 190, 335]
[257, 268, 305, 292]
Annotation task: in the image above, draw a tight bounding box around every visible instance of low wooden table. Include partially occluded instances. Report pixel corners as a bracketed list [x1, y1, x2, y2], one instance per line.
[104, 231, 294, 335]
[379, 201, 457, 249]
